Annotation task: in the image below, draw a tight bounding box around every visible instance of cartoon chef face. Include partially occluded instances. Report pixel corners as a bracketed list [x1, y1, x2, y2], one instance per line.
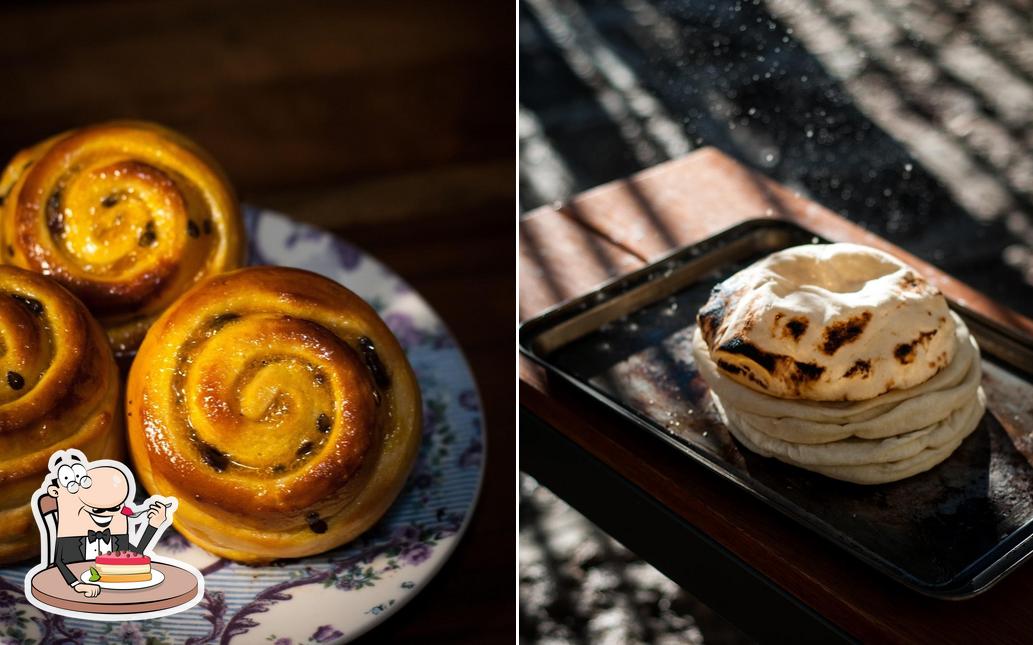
[47, 459, 132, 538]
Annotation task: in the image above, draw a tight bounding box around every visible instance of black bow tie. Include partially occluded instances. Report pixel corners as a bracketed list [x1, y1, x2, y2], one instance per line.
[87, 529, 111, 543]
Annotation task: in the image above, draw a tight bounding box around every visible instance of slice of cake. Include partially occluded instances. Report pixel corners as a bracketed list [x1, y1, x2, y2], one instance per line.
[95, 551, 152, 582]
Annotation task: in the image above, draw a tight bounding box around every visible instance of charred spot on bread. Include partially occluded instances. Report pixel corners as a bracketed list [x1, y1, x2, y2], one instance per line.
[793, 361, 824, 382]
[717, 342, 820, 390]
[843, 359, 871, 378]
[187, 219, 200, 238]
[698, 281, 745, 346]
[744, 371, 767, 389]
[784, 317, 808, 341]
[716, 360, 744, 375]
[899, 272, 920, 290]
[718, 337, 776, 373]
[820, 311, 872, 355]
[894, 343, 913, 364]
[697, 299, 727, 346]
[894, 329, 938, 365]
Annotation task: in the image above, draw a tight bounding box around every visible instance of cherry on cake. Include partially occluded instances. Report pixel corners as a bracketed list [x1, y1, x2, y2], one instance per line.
[95, 551, 152, 582]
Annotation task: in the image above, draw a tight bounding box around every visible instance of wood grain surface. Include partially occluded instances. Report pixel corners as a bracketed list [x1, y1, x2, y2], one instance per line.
[29, 562, 197, 615]
[0, 1, 515, 642]
[520, 147, 1033, 643]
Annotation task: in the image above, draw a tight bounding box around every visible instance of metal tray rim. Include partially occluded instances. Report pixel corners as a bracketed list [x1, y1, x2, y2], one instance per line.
[519, 217, 1033, 600]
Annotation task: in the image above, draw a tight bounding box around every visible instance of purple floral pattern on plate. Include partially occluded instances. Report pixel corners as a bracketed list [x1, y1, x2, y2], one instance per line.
[0, 207, 485, 645]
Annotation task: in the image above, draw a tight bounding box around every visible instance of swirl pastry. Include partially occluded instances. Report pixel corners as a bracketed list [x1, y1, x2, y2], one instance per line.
[0, 121, 245, 357]
[126, 267, 422, 562]
[0, 267, 121, 563]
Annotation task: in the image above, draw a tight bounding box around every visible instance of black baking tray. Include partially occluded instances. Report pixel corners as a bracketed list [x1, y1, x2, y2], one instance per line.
[519, 218, 1033, 599]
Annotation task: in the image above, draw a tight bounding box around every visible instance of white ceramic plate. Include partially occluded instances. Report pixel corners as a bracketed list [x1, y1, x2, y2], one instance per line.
[0, 207, 486, 644]
[79, 569, 164, 591]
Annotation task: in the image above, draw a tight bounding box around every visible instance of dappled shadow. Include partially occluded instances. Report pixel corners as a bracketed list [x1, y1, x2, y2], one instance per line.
[520, 201, 644, 318]
[519, 482, 591, 645]
[520, 0, 1033, 319]
[519, 222, 566, 315]
[520, 1, 651, 192]
[521, 1, 1033, 639]
[622, 178, 679, 252]
[519, 476, 755, 643]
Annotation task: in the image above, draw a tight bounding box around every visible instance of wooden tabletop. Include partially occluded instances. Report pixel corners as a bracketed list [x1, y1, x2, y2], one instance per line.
[29, 562, 198, 616]
[520, 147, 1033, 643]
[0, 1, 514, 641]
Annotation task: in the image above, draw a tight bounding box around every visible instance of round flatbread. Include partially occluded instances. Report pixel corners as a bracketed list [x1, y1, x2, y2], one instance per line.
[728, 416, 974, 485]
[696, 244, 957, 401]
[691, 312, 979, 443]
[713, 384, 984, 467]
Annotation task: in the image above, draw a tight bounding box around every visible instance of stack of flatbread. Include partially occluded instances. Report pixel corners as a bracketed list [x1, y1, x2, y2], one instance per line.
[691, 243, 985, 484]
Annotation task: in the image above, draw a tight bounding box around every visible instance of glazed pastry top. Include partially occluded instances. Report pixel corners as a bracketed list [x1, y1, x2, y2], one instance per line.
[126, 266, 422, 562]
[0, 121, 245, 356]
[0, 265, 121, 564]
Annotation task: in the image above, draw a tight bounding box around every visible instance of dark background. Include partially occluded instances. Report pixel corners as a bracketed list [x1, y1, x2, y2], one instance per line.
[520, 0, 1033, 318]
[0, 1, 514, 642]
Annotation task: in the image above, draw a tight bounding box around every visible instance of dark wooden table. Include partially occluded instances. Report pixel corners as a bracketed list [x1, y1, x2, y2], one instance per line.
[521, 147, 1033, 643]
[0, 2, 514, 642]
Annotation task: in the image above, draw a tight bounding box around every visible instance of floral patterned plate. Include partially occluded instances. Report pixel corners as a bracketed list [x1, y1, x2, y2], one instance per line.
[0, 207, 485, 645]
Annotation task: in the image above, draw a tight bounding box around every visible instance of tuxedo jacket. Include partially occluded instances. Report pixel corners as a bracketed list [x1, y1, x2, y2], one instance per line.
[52, 525, 157, 586]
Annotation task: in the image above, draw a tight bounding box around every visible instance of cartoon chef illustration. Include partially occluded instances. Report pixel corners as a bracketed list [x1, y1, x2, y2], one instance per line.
[43, 450, 174, 598]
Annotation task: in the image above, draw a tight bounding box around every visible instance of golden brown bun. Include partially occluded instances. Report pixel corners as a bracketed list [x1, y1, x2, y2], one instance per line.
[126, 266, 422, 563]
[0, 121, 245, 358]
[0, 266, 122, 564]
